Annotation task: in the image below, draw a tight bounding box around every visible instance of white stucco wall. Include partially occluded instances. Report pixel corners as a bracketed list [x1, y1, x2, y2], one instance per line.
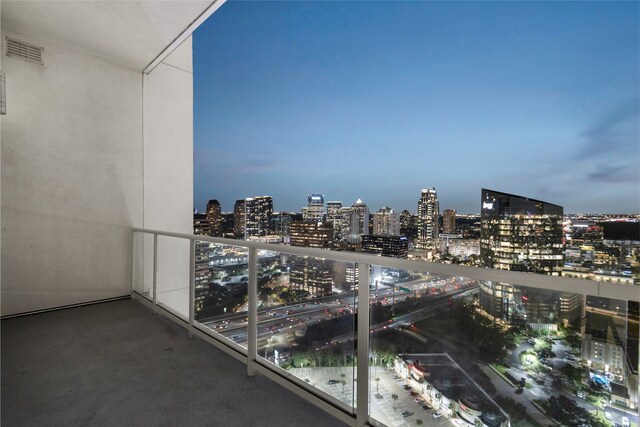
[142, 38, 193, 317]
[0, 30, 143, 315]
[1, 30, 194, 316]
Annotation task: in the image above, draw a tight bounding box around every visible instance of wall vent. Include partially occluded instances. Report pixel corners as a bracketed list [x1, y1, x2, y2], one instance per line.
[5, 37, 43, 65]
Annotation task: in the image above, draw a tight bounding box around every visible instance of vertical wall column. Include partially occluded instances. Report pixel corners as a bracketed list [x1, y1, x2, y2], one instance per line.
[142, 36, 193, 316]
[356, 263, 371, 427]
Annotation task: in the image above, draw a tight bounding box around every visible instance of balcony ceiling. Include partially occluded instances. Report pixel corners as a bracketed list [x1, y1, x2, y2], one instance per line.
[1, 0, 217, 70]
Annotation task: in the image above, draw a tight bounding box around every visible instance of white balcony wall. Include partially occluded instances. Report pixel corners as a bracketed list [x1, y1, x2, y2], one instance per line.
[142, 38, 194, 316]
[1, 28, 194, 316]
[0, 30, 143, 315]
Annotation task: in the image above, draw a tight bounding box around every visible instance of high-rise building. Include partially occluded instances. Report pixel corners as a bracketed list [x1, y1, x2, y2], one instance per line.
[233, 199, 246, 238]
[326, 201, 343, 242]
[478, 189, 577, 327]
[289, 221, 333, 248]
[272, 212, 292, 237]
[193, 213, 211, 315]
[400, 210, 418, 239]
[305, 194, 325, 222]
[194, 213, 210, 236]
[339, 207, 352, 243]
[480, 189, 563, 274]
[245, 196, 273, 238]
[443, 209, 456, 234]
[349, 199, 369, 242]
[417, 188, 439, 250]
[289, 221, 333, 296]
[372, 207, 400, 236]
[220, 212, 235, 237]
[362, 235, 408, 258]
[206, 199, 222, 237]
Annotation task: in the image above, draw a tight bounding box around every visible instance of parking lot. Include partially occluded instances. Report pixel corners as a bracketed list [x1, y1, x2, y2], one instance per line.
[289, 366, 454, 426]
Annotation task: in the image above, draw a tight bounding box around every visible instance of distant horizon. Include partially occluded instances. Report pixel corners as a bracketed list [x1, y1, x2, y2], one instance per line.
[194, 1, 639, 215]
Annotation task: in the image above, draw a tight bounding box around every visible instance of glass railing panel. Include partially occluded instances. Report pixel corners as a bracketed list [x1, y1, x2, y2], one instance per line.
[155, 235, 191, 320]
[367, 267, 485, 427]
[131, 231, 154, 300]
[192, 241, 250, 351]
[367, 266, 639, 427]
[256, 251, 357, 414]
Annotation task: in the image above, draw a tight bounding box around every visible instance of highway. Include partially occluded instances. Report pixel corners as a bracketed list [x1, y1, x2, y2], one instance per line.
[199, 274, 478, 352]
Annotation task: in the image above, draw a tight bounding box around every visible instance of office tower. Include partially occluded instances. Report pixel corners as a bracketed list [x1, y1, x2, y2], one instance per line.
[193, 212, 211, 314]
[245, 196, 273, 238]
[289, 221, 333, 296]
[289, 221, 333, 248]
[340, 206, 352, 242]
[349, 199, 369, 242]
[194, 213, 210, 235]
[362, 235, 408, 258]
[272, 212, 292, 237]
[305, 194, 325, 222]
[417, 188, 439, 250]
[478, 189, 577, 327]
[233, 199, 246, 238]
[442, 209, 456, 234]
[220, 212, 235, 237]
[400, 209, 418, 239]
[206, 199, 222, 237]
[372, 207, 400, 236]
[326, 201, 343, 242]
[480, 189, 563, 273]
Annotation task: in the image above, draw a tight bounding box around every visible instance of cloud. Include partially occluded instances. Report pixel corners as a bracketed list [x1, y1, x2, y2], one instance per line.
[245, 158, 276, 169]
[587, 164, 639, 184]
[578, 97, 640, 160]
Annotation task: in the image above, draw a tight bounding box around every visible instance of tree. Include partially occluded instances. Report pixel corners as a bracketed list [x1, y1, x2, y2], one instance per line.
[560, 363, 583, 388]
[587, 380, 611, 417]
[391, 393, 399, 409]
[546, 395, 590, 426]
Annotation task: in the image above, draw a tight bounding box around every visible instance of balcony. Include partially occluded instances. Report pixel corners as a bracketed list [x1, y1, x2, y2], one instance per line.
[1, 2, 638, 427]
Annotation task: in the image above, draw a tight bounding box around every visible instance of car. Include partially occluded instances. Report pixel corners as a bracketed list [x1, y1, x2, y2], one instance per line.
[422, 404, 431, 410]
[403, 385, 411, 390]
[621, 417, 630, 427]
[432, 412, 442, 419]
[604, 412, 612, 421]
[410, 391, 419, 397]
[327, 379, 339, 385]
[401, 411, 413, 418]
[414, 398, 424, 403]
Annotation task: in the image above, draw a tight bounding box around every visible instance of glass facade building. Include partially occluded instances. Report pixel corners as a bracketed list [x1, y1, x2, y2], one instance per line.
[244, 196, 273, 238]
[417, 188, 439, 250]
[478, 189, 580, 327]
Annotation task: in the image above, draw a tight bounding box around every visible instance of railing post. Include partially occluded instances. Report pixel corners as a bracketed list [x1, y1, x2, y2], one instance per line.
[130, 231, 135, 295]
[247, 247, 258, 377]
[153, 234, 158, 305]
[356, 262, 371, 427]
[189, 239, 195, 330]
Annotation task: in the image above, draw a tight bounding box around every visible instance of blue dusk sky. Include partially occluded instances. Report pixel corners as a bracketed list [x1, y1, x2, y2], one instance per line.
[194, 1, 639, 214]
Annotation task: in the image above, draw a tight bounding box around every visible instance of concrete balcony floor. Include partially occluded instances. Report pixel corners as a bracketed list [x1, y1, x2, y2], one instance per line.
[1, 299, 347, 427]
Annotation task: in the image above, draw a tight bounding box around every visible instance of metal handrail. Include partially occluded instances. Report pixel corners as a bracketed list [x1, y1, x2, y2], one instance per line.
[132, 227, 639, 301]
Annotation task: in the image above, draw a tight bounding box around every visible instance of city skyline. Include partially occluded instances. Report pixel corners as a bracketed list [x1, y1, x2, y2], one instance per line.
[194, 1, 639, 214]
